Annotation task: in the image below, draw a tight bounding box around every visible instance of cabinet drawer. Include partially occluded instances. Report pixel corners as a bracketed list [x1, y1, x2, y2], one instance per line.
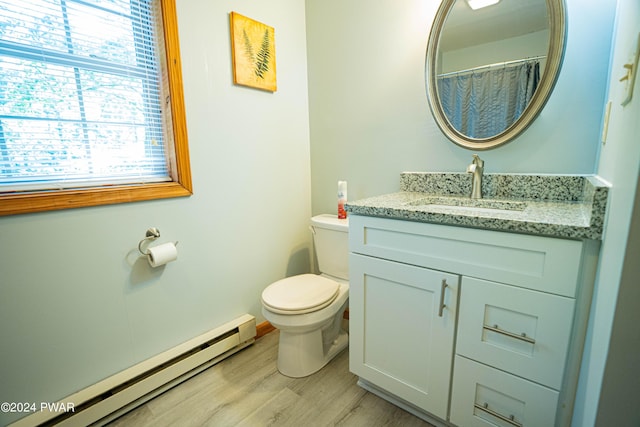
[451, 356, 559, 427]
[349, 215, 583, 297]
[457, 277, 575, 390]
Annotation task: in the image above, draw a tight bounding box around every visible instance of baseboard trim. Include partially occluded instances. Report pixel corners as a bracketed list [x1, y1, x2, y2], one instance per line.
[256, 321, 276, 339]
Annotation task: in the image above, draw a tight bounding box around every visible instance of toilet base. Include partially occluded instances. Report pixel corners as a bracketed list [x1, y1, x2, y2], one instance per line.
[277, 328, 349, 378]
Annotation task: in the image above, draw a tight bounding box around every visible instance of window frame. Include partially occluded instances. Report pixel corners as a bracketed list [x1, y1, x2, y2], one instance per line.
[0, 0, 192, 216]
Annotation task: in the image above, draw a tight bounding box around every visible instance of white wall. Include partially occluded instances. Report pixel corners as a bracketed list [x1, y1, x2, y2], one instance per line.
[306, 0, 615, 215]
[573, 0, 640, 425]
[0, 0, 312, 425]
[595, 174, 640, 426]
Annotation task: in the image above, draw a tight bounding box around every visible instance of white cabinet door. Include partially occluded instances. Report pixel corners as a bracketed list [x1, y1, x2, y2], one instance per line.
[349, 253, 459, 420]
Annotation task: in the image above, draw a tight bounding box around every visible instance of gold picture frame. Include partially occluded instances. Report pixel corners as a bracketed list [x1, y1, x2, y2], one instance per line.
[230, 12, 277, 92]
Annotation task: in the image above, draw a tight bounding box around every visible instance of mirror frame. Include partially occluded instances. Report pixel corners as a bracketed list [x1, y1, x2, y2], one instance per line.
[426, 0, 566, 150]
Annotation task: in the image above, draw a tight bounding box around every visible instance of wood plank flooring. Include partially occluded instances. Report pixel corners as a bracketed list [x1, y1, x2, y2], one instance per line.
[106, 330, 435, 427]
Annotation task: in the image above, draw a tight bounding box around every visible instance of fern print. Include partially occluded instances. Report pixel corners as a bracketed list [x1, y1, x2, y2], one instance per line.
[254, 30, 271, 79]
[242, 29, 255, 64]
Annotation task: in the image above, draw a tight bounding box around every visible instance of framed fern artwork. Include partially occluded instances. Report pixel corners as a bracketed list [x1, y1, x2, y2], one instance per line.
[230, 12, 277, 92]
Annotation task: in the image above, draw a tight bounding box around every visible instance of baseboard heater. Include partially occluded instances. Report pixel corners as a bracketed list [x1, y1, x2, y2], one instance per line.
[11, 314, 257, 427]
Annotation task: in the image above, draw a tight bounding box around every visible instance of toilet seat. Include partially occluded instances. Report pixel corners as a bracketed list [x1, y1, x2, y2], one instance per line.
[262, 274, 340, 315]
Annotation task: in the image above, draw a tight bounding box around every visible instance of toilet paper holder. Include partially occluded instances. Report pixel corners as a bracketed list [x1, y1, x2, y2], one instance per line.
[138, 227, 178, 255]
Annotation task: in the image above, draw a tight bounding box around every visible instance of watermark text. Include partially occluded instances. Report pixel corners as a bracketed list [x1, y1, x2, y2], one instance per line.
[1, 402, 75, 414]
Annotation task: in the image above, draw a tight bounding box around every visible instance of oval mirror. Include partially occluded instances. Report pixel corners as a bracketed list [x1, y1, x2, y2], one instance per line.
[426, 0, 566, 150]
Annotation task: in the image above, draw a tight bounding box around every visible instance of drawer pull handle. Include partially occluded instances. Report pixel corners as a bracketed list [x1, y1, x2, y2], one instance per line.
[438, 279, 447, 317]
[483, 324, 536, 344]
[474, 402, 522, 427]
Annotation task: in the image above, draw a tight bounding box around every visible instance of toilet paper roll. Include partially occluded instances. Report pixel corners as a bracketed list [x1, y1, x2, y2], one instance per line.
[147, 242, 178, 267]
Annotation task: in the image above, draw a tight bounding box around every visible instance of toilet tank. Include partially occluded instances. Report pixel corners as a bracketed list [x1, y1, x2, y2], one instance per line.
[310, 214, 349, 280]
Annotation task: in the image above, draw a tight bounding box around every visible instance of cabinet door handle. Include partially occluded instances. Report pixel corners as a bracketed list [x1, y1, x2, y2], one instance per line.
[482, 324, 536, 345]
[474, 403, 522, 427]
[438, 279, 447, 317]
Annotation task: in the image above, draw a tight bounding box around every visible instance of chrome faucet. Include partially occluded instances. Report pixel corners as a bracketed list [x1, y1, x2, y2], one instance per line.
[466, 154, 484, 199]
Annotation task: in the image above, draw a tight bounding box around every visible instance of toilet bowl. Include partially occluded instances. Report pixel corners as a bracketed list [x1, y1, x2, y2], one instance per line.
[261, 214, 349, 378]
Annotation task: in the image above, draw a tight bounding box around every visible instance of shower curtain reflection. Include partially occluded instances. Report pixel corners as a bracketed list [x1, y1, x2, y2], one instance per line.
[438, 60, 541, 139]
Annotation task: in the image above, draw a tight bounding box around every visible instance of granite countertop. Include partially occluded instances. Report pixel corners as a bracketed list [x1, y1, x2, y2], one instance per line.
[346, 173, 610, 240]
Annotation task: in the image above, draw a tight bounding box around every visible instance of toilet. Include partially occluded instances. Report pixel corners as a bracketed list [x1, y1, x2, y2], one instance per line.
[261, 214, 349, 378]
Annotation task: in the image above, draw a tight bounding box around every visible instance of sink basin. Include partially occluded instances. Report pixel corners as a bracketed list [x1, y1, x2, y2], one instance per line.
[405, 196, 527, 214]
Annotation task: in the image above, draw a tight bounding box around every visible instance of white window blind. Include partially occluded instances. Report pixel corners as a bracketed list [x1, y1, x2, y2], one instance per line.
[0, 0, 172, 192]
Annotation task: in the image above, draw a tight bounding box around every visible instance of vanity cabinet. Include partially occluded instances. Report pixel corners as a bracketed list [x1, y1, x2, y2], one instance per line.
[348, 215, 598, 427]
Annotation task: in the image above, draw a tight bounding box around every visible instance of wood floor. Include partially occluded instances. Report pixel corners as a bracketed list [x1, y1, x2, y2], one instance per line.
[106, 330, 435, 427]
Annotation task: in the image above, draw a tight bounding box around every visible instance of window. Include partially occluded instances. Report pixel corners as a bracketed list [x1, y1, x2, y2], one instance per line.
[0, 0, 191, 216]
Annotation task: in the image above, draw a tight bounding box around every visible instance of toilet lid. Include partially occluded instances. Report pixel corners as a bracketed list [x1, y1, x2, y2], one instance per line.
[262, 274, 340, 314]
